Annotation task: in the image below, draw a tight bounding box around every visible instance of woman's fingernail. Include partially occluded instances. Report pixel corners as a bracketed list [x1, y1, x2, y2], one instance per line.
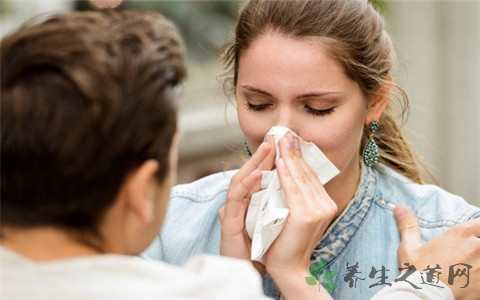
[293, 136, 300, 150]
[286, 134, 293, 149]
[287, 134, 300, 150]
[394, 206, 406, 221]
[249, 169, 261, 178]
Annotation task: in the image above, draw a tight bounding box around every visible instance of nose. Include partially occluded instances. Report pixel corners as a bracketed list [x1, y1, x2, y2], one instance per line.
[275, 106, 297, 132]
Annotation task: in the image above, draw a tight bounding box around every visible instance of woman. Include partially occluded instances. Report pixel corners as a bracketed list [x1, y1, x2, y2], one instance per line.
[141, 0, 480, 298]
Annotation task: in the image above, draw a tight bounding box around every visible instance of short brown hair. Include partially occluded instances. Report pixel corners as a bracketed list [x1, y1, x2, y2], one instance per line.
[1, 11, 186, 237]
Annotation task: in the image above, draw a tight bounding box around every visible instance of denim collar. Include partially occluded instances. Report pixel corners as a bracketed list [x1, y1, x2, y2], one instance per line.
[311, 162, 377, 265]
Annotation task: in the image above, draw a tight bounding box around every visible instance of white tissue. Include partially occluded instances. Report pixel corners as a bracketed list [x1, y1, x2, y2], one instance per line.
[245, 126, 340, 264]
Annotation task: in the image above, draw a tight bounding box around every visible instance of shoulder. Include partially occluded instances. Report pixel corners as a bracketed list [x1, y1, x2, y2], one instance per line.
[182, 255, 265, 290]
[372, 164, 480, 227]
[3, 252, 267, 298]
[131, 255, 267, 298]
[183, 255, 268, 299]
[169, 255, 268, 298]
[171, 170, 237, 204]
[143, 170, 238, 264]
[166, 170, 238, 222]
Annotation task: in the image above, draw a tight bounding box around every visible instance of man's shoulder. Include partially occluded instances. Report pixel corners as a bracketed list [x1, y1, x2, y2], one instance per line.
[373, 165, 480, 226]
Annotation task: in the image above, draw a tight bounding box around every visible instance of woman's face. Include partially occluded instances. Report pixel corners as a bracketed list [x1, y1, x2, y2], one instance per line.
[236, 32, 383, 181]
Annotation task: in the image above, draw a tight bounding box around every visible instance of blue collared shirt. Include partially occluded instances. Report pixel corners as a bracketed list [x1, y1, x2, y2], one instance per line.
[143, 163, 480, 299]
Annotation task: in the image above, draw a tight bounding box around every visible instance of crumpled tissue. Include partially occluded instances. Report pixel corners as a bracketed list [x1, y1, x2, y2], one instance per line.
[245, 126, 340, 264]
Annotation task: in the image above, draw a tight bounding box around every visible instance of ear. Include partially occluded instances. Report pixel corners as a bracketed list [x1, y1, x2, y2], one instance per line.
[122, 160, 160, 224]
[365, 75, 391, 125]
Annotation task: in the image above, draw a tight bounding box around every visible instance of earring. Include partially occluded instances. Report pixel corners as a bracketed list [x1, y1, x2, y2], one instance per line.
[243, 139, 252, 157]
[363, 121, 379, 167]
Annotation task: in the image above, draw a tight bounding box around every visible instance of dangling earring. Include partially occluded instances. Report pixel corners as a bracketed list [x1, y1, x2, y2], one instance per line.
[243, 139, 252, 157]
[363, 121, 379, 167]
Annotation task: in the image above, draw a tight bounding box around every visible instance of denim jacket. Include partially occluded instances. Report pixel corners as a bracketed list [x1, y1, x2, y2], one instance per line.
[143, 163, 480, 299]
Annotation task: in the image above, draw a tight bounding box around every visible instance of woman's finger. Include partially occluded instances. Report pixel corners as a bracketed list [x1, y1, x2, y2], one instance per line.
[224, 169, 262, 223]
[232, 141, 272, 183]
[277, 134, 333, 208]
[258, 134, 276, 171]
[229, 141, 273, 198]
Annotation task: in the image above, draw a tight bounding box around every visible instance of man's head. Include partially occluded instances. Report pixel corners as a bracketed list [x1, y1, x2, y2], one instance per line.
[1, 10, 186, 252]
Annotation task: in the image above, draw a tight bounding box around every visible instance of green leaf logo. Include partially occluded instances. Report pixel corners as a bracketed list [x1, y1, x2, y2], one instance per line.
[305, 259, 338, 292]
[323, 270, 338, 280]
[305, 276, 318, 286]
[309, 258, 327, 277]
[323, 282, 339, 292]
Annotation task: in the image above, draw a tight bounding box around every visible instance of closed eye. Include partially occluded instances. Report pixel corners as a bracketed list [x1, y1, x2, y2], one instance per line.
[245, 102, 269, 111]
[305, 106, 335, 116]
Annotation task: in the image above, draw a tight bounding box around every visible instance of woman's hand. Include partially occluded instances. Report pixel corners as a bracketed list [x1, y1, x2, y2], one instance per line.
[265, 133, 338, 300]
[220, 133, 338, 300]
[219, 138, 275, 275]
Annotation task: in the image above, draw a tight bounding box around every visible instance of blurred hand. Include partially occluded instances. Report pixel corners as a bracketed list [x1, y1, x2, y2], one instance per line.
[395, 205, 480, 300]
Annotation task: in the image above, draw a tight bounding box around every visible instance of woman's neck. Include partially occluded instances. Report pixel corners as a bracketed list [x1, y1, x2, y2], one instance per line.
[0, 226, 101, 261]
[324, 160, 362, 219]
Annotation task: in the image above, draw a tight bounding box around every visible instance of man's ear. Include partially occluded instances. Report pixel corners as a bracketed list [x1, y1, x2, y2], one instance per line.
[122, 160, 159, 224]
[365, 75, 392, 125]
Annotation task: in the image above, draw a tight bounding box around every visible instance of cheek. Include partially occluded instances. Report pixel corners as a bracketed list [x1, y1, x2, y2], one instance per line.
[306, 119, 364, 170]
[237, 108, 270, 151]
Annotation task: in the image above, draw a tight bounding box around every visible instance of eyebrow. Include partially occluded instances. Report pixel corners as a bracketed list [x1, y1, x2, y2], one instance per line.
[239, 85, 344, 99]
[239, 85, 273, 97]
